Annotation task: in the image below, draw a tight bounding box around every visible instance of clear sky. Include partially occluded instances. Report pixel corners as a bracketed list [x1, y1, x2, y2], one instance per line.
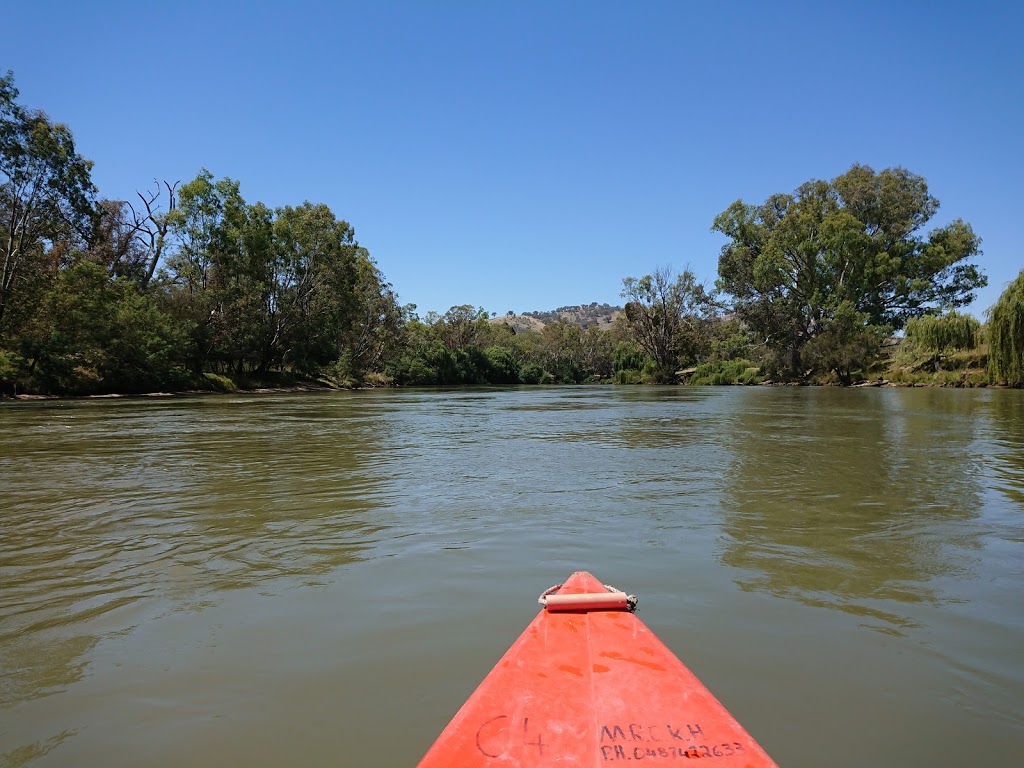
[6, 1, 1022, 318]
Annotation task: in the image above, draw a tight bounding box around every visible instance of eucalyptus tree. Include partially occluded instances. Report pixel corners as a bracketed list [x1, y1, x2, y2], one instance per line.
[435, 304, 491, 350]
[714, 165, 986, 377]
[0, 71, 96, 333]
[269, 201, 403, 379]
[342, 254, 404, 378]
[164, 170, 251, 371]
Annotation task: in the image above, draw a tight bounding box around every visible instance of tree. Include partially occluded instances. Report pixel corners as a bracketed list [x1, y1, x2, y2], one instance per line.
[17, 261, 186, 394]
[988, 269, 1024, 386]
[125, 180, 179, 287]
[434, 305, 491, 350]
[580, 325, 615, 380]
[620, 266, 717, 378]
[714, 165, 987, 377]
[0, 71, 96, 331]
[904, 310, 980, 372]
[337, 252, 404, 379]
[90, 199, 151, 280]
[538, 320, 584, 383]
[163, 170, 251, 371]
[801, 301, 888, 384]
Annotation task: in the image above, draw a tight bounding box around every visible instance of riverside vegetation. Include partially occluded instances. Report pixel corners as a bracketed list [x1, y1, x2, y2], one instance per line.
[1, 71, 1021, 397]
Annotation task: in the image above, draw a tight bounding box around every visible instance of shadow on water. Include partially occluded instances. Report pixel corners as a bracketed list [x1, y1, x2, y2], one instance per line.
[720, 388, 987, 634]
[0, 394, 395, 714]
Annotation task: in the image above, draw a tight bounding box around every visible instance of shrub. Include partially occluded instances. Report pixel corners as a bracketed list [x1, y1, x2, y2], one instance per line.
[484, 346, 521, 384]
[202, 372, 238, 392]
[690, 359, 762, 385]
[520, 362, 544, 384]
[0, 349, 22, 395]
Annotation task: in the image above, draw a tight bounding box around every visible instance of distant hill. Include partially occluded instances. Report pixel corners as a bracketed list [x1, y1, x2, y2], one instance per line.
[490, 302, 623, 333]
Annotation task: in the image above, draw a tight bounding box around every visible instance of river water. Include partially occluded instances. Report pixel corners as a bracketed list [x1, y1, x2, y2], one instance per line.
[1, 386, 1022, 766]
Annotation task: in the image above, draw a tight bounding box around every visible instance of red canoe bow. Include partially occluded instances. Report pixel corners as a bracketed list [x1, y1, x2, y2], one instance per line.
[418, 571, 779, 766]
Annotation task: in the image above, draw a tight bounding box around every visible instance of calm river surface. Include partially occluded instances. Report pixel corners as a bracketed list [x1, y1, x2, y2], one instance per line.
[2, 386, 1022, 766]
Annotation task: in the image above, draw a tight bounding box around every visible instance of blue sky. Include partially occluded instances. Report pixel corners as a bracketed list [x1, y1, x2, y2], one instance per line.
[6, 1, 1022, 318]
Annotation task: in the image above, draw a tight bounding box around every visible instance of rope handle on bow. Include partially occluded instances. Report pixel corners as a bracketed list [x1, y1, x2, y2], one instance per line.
[538, 582, 638, 612]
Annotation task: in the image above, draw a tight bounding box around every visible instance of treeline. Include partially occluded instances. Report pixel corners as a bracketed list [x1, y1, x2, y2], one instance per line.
[2, 71, 1022, 395]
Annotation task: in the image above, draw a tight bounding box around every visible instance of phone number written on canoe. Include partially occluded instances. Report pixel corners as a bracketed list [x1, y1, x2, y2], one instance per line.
[602, 742, 747, 761]
[600, 722, 748, 761]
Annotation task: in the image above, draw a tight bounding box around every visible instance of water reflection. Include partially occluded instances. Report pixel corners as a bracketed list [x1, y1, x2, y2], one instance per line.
[2, 388, 1022, 768]
[0, 634, 98, 709]
[0, 394, 394, 716]
[0, 730, 74, 768]
[983, 391, 1024, 512]
[720, 389, 986, 633]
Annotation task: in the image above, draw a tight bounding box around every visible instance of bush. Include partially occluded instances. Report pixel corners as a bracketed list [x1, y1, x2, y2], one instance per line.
[484, 345, 521, 384]
[0, 349, 23, 396]
[614, 369, 643, 384]
[520, 362, 544, 384]
[387, 354, 439, 385]
[689, 359, 762, 385]
[202, 372, 238, 392]
[737, 366, 764, 385]
[362, 371, 393, 388]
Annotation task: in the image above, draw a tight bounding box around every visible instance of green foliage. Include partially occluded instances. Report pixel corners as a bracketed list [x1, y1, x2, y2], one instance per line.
[690, 359, 762, 385]
[0, 347, 21, 394]
[614, 368, 644, 385]
[639, 358, 673, 384]
[2, 75, 1002, 395]
[202, 372, 237, 392]
[905, 311, 980, 354]
[484, 345, 520, 384]
[385, 312, 618, 386]
[620, 267, 718, 376]
[158, 172, 403, 380]
[1, 71, 97, 335]
[988, 269, 1024, 385]
[14, 261, 189, 394]
[612, 341, 647, 374]
[736, 367, 764, 385]
[520, 362, 544, 384]
[706, 317, 757, 363]
[714, 164, 987, 378]
[800, 302, 889, 384]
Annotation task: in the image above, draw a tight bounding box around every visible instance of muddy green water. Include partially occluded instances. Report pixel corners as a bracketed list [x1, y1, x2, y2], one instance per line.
[1, 387, 1022, 767]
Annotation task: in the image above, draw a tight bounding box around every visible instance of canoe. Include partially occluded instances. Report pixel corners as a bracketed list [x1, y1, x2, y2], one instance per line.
[418, 571, 779, 767]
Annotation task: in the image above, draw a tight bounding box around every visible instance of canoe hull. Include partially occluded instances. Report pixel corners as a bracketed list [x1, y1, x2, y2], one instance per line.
[418, 571, 778, 767]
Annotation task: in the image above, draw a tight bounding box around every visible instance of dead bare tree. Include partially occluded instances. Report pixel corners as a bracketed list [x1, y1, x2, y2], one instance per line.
[124, 179, 179, 287]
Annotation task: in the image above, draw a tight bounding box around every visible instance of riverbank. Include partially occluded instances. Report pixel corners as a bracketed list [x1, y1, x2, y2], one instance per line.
[7, 384, 342, 401]
[2, 348, 1014, 401]
[2, 370, 356, 401]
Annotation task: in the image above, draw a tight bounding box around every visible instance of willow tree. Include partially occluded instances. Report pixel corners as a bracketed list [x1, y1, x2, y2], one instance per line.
[904, 310, 980, 371]
[988, 269, 1024, 385]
